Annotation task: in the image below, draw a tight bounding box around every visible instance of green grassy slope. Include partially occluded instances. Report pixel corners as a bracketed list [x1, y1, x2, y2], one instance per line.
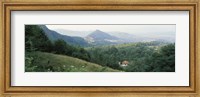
[25, 51, 120, 72]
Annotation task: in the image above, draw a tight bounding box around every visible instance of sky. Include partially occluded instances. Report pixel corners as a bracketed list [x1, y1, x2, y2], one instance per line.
[46, 24, 176, 36]
[46, 25, 176, 33]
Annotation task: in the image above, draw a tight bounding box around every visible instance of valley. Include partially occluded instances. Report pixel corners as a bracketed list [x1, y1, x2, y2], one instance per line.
[25, 25, 175, 72]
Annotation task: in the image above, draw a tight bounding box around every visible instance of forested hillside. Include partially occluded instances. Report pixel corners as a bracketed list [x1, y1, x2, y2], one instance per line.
[87, 42, 175, 72]
[25, 25, 175, 72]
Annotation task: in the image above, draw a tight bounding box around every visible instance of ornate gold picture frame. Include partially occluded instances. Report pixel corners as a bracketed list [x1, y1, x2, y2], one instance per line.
[0, 0, 199, 97]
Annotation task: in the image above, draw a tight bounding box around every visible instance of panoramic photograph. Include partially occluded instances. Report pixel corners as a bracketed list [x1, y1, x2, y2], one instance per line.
[25, 24, 175, 72]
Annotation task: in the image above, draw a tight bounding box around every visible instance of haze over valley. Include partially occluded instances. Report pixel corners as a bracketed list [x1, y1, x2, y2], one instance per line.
[45, 25, 175, 46]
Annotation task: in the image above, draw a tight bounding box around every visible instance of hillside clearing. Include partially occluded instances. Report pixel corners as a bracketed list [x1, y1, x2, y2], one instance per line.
[25, 51, 120, 72]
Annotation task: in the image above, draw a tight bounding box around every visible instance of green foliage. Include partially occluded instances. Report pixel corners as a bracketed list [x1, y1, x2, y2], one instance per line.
[149, 44, 175, 72]
[52, 39, 90, 61]
[53, 39, 68, 54]
[25, 25, 52, 52]
[25, 56, 37, 72]
[88, 42, 175, 72]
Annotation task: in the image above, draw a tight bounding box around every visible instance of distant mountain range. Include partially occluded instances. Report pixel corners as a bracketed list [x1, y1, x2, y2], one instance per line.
[39, 25, 175, 47]
[39, 25, 89, 46]
[54, 28, 175, 42]
[107, 32, 150, 42]
[84, 30, 174, 45]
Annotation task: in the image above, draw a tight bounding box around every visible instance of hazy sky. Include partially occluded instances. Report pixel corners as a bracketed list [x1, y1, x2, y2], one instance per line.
[46, 24, 176, 35]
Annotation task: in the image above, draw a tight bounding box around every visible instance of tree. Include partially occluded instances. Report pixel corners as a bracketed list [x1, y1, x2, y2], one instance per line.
[53, 39, 68, 54]
[25, 25, 53, 52]
[150, 44, 175, 72]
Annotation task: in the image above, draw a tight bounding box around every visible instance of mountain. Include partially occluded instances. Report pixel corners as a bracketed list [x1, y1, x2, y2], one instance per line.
[85, 30, 122, 45]
[132, 31, 175, 43]
[54, 29, 91, 37]
[87, 30, 119, 40]
[39, 25, 89, 46]
[108, 31, 175, 43]
[107, 32, 140, 42]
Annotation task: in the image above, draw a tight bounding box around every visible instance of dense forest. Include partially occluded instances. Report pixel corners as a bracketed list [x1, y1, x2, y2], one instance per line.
[25, 25, 175, 72]
[87, 42, 175, 72]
